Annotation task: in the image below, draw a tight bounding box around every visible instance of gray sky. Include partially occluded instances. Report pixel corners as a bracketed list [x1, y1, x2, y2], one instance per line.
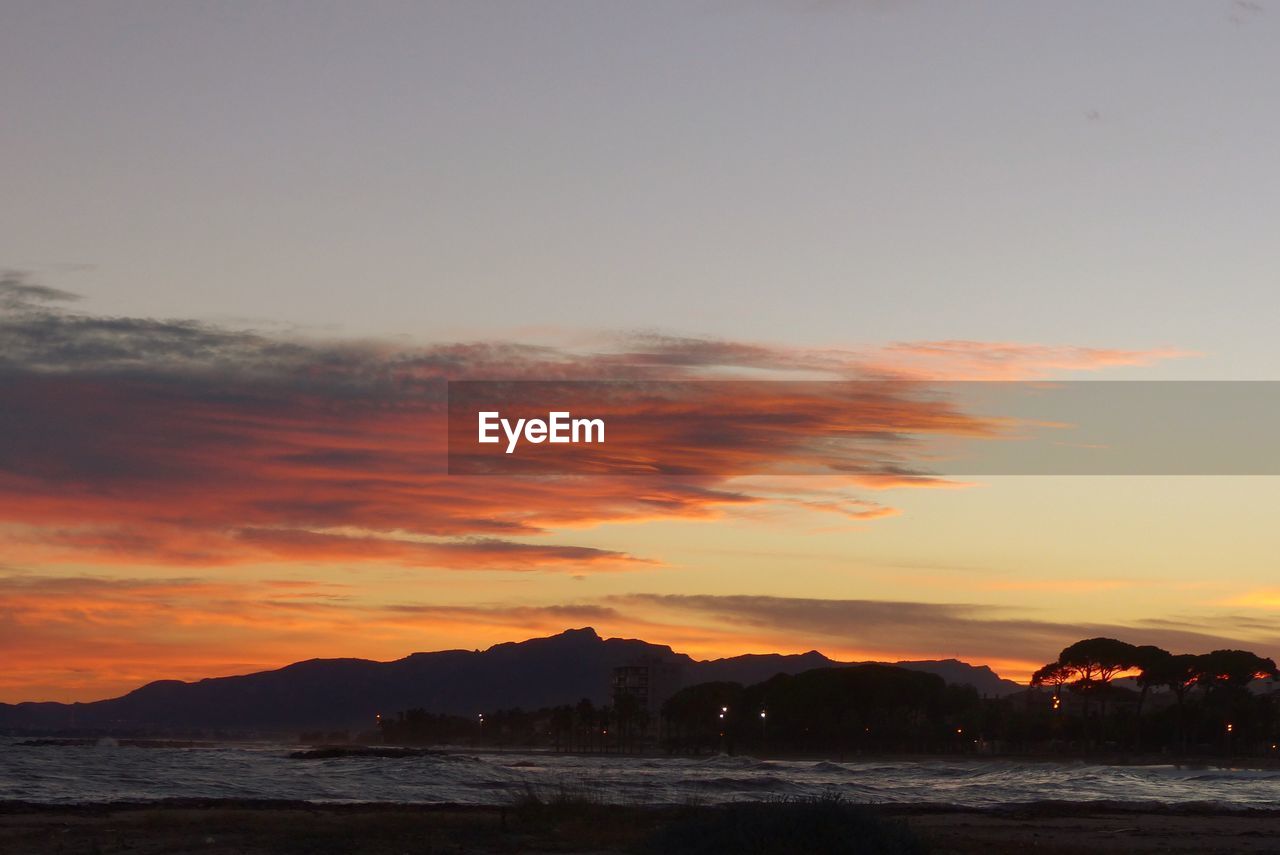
[3, 0, 1278, 376]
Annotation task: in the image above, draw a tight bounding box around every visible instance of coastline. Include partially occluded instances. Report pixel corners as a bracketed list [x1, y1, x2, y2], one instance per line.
[13, 737, 1280, 768]
[2, 799, 1279, 854]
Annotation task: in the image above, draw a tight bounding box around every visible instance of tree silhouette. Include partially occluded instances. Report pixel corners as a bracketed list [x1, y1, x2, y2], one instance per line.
[1045, 638, 1139, 746]
[613, 692, 646, 754]
[575, 698, 596, 752]
[1194, 650, 1279, 690]
[550, 705, 573, 752]
[368, 636, 1279, 759]
[1193, 650, 1278, 751]
[661, 681, 742, 754]
[1030, 662, 1077, 693]
[1058, 637, 1140, 687]
[1131, 645, 1173, 751]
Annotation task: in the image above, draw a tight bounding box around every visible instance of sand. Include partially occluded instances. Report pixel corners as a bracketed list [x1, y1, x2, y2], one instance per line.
[1, 800, 1277, 854]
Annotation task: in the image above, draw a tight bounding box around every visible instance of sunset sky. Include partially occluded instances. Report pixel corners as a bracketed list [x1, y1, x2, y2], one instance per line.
[3, 1, 1279, 703]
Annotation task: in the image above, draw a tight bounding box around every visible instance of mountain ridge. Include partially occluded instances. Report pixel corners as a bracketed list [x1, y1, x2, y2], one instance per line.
[0, 627, 1023, 732]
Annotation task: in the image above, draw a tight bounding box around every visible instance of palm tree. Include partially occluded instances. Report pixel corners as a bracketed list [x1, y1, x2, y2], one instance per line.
[575, 698, 596, 752]
[550, 705, 573, 752]
[613, 692, 644, 754]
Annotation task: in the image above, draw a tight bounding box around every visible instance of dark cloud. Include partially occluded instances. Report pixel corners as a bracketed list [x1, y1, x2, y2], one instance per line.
[615, 594, 1280, 665]
[0, 271, 81, 310]
[233, 529, 650, 570]
[385, 602, 625, 624]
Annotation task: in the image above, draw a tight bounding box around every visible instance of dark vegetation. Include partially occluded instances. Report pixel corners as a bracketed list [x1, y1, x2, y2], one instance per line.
[1025, 639, 1278, 755]
[665, 639, 1278, 758]
[377, 693, 650, 753]
[377, 638, 1279, 759]
[644, 794, 927, 855]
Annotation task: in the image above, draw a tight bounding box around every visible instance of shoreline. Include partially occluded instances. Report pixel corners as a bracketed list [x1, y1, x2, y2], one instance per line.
[384, 744, 1280, 771]
[2, 795, 1279, 814]
[11, 735, 1280, 769]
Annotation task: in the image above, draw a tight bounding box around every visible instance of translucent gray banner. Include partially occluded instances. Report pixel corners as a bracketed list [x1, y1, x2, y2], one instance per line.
[447, 381, 1280, 476]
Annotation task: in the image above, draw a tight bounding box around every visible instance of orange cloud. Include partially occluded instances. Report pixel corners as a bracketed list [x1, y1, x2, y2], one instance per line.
[1, 281, 1193, 576]
[0, 294, 1192, 570]
[595, 333, 1192, 381]
[9, 294, 1117, 570]
[876, 340, 1195, 380]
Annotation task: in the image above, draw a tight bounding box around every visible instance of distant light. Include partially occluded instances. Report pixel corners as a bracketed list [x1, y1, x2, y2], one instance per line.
[722, 706, 728, 713]
[760, 710, 767, 719]
[1226, 723, 1234, 733]
[956, 728, 963, 734]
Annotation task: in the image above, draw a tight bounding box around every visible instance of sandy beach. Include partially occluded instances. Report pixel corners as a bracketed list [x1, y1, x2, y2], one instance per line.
[2, 800, 1278, 854]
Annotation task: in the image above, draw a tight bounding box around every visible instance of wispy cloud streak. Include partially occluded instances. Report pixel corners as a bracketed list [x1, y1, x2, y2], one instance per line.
[0, 274, 1186, 570]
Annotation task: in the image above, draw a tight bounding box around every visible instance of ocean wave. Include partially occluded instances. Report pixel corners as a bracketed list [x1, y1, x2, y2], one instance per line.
[2, 739, 1278, 808]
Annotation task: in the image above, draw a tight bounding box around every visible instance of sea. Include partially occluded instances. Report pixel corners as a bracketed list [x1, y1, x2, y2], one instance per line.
[2, 738, 1278, 808]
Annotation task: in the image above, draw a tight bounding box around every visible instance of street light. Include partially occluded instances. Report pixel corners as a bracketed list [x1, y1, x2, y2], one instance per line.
[760, 709, 767, 740]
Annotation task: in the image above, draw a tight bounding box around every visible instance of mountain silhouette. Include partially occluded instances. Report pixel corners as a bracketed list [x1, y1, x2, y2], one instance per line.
[0, 628, 1021, 732]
